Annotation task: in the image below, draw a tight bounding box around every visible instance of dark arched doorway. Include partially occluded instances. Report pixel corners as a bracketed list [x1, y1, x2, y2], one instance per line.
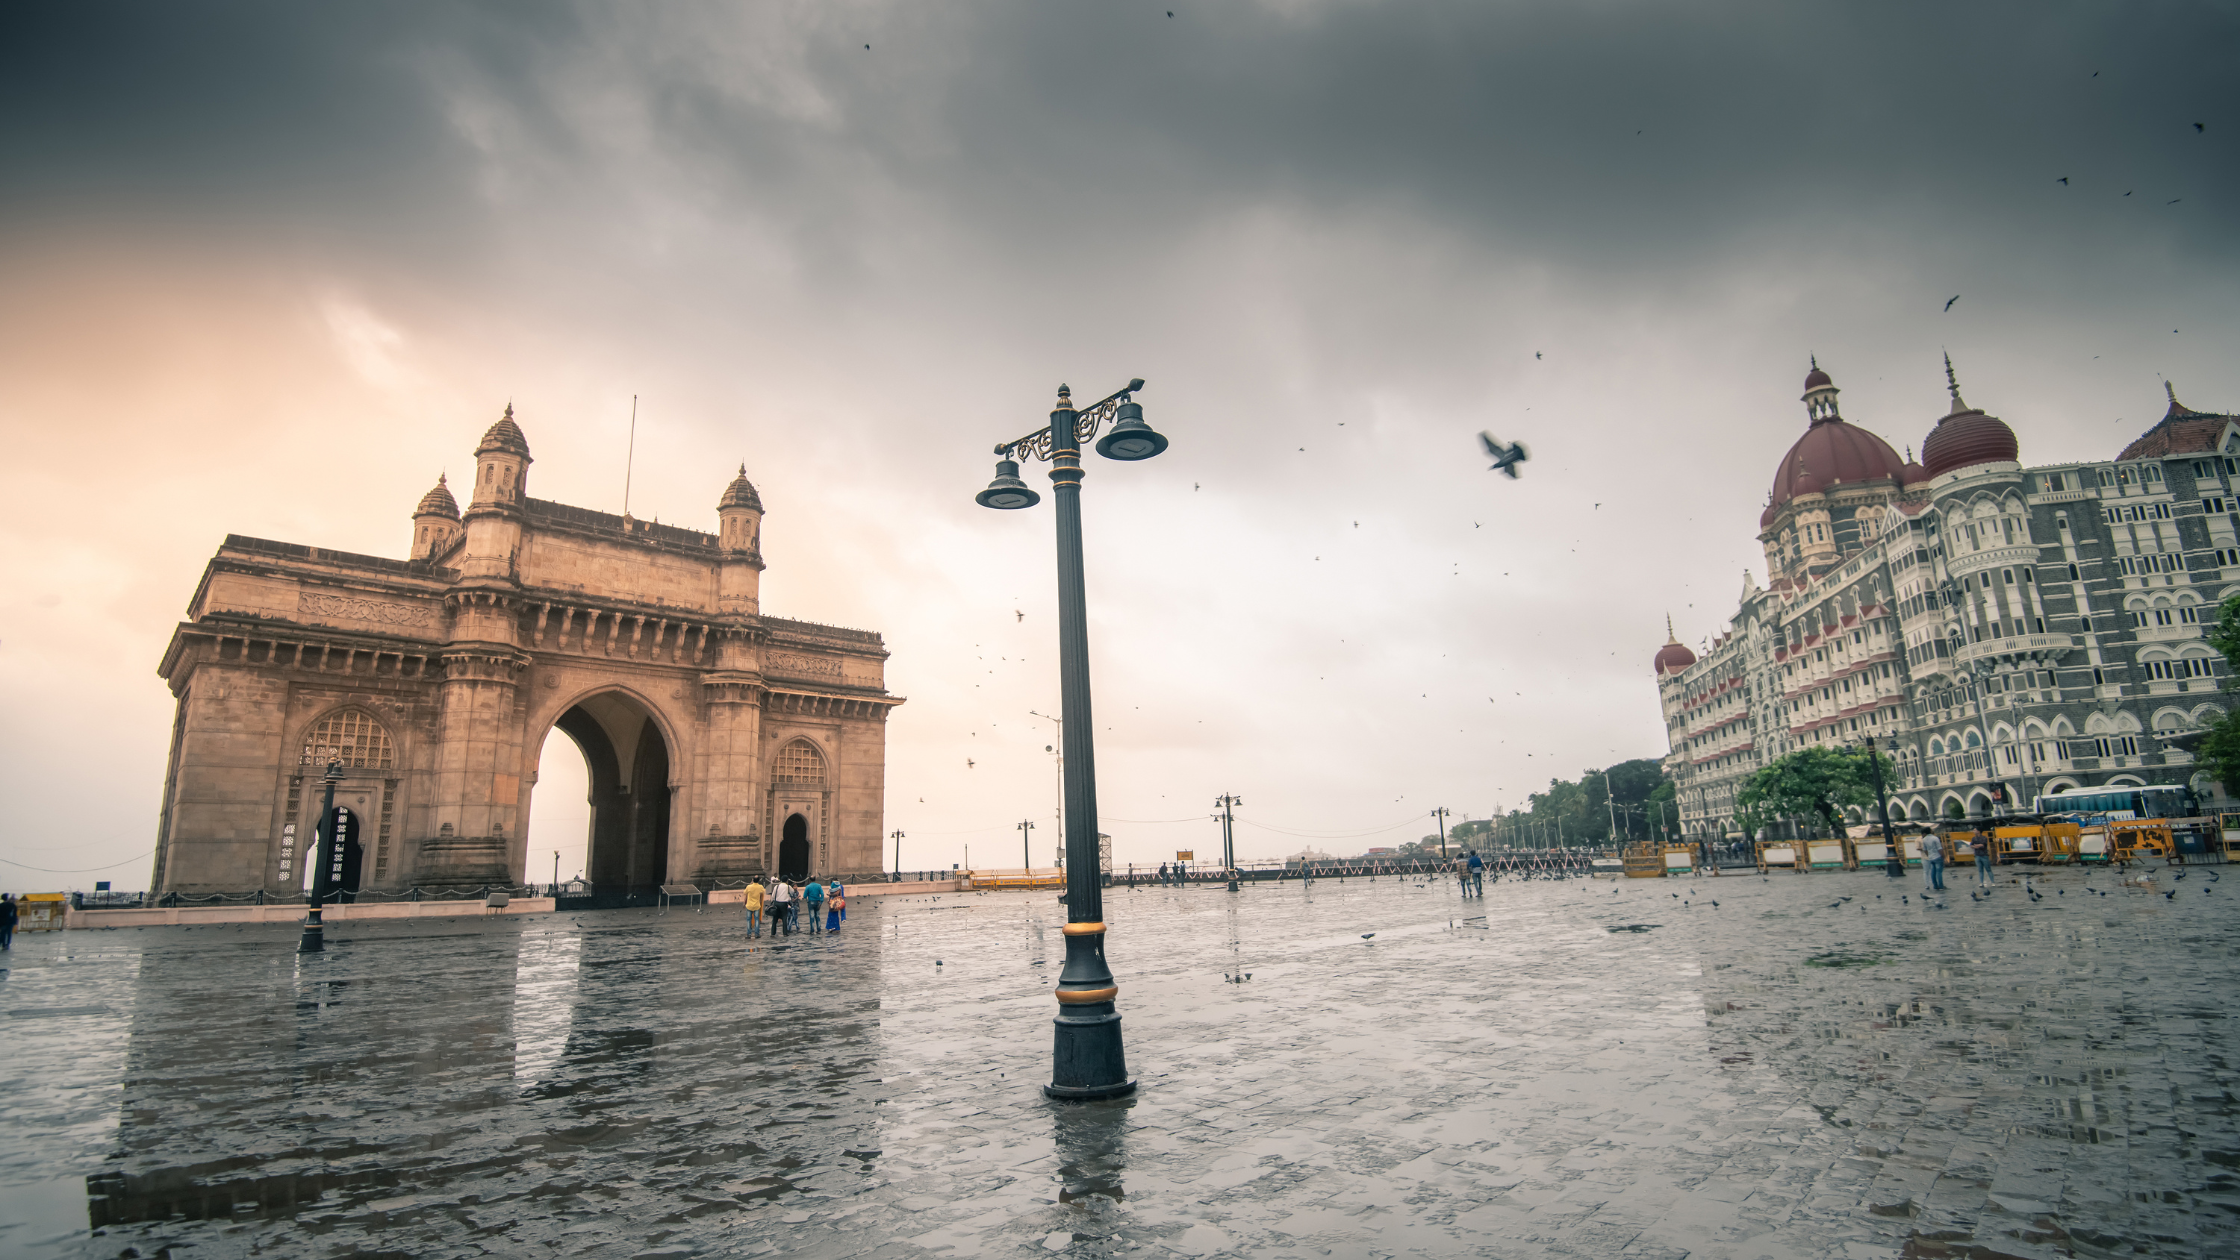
[545, 695, 671, 907]
[779, 813, 810, 881]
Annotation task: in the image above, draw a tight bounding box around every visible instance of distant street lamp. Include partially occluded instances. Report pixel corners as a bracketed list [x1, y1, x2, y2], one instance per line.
[977, 378, 1166, 1101]
[892, 829, 905, 882]
[1214, 794, 1242, 891]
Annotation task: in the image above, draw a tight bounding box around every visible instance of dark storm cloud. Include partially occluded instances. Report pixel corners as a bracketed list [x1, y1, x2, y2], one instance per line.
[4, 2, 2237, 880]
[6, 3, 2234, 279]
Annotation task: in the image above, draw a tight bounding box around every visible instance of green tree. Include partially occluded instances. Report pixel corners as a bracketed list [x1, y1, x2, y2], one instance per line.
[2190, 591, 2240, 793]
[1734, 745, 1895, 838]
[1604, 757, 1668, 808]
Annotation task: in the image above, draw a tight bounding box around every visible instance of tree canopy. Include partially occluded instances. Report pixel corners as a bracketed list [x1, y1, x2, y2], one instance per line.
[1734, 745, 1896, 838]
[1478, 757, 1676, 849]
[2193, 592, 2240, 792]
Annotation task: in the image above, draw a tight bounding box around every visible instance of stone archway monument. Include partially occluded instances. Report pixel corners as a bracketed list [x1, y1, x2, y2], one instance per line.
[151, 408, 902, 898]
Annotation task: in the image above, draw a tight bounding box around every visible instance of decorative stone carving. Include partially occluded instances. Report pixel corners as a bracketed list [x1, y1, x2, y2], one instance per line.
[299, 591, 435, 627]
[767, 652, 844, 679]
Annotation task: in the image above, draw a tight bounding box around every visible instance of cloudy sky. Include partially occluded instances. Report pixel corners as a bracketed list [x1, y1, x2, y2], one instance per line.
[2, 2, 2234, 887]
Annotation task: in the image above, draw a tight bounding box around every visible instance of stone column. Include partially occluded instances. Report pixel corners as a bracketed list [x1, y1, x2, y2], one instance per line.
[416, 645, 531, 888]
[690, 668, 764, 881]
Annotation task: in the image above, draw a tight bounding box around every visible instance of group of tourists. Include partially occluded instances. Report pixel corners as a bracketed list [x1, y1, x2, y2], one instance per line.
[739, 876, 845, 937]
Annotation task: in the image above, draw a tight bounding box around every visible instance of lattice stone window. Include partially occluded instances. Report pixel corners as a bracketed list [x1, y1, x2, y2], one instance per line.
[302, 710, 396, 769]
[773, 739, 826, 786]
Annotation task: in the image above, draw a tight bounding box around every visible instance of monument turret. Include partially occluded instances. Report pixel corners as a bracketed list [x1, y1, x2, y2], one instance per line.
[410, 474, 461, 561]
[717, 464, 765, 618]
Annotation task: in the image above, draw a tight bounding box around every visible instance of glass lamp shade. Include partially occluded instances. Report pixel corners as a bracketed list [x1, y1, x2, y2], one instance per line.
[1094, 401, 1167, 461]
[976, 458, 1041, 509]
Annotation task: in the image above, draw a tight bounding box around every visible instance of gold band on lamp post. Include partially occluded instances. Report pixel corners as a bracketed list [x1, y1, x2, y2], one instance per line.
[1055, 987, 1119, 1004]
[1060, 921, 1106, 936]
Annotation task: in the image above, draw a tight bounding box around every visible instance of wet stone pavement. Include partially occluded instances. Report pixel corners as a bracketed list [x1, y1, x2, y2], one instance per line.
[1, 867, 2236, 1260]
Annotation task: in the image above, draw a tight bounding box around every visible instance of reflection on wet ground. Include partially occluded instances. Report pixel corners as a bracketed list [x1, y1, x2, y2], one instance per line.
[1, 867, 2234, 1257]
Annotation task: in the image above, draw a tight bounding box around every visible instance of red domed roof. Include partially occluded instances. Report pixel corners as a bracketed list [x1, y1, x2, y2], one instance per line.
[1901, 459, 1930, 485]
[1654, 617, 1696, 675]
[1918, 353, 2018, 480]
[1759, 500, 1778, 529]
[1804, 365, 1833, 391]
[1771, 421, 1905, 505]
[1919, 406, 2018, 479]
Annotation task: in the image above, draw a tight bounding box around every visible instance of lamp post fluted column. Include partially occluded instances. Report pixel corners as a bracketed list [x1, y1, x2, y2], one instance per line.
[977, 379, 1164, 1102]
[1047, 397, 1124, 1097]
[299, 758, 342, 954]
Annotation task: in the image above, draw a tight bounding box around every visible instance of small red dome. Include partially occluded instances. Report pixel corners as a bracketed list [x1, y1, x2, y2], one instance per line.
[1901, 459, 1930, 485]
[1804, 365, 1833, 391]
[1654, 639, 1696, 675]
[1920, 406, 2019, 479]
[1759, 501, 1778, 529]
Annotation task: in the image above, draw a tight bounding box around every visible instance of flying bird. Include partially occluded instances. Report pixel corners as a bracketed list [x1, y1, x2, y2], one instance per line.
[1944, 295, 1959, 312]
[1015, 610, 1024, 622]
[1534, 351, 1542, 360]
[2057, 176, 2069, 184]
[1479, 431, 1529, 479]
[966, 759, 975, 768]
[2196, 122, 2206, 132]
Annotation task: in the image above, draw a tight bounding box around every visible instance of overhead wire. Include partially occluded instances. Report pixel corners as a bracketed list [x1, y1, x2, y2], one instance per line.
[0, 850, 156, 874]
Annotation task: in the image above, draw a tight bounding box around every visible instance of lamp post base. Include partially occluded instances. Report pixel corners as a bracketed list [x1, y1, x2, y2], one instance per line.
[298, 910, 325, 954]
[1046, 1004, 1133, 1100]
[1044, 1079, 1138, 1101]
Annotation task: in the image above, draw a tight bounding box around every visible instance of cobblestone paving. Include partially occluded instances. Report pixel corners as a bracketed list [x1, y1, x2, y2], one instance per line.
[1, 866, 2235, 1259]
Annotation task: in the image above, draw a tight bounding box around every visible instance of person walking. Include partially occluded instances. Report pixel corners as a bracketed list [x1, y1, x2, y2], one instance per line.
[742, 878, 766, 938]
[1973, 834, 1994, 888]
[803, 878, 826, 934]
[0, 894, 15, 950]
[1157, 862, 1169, 887]
[829, 877, 846, 923]
[770, 878, 794, 935]
[1466, 850, 1485, 897]
[1922, 831, 1946, 894]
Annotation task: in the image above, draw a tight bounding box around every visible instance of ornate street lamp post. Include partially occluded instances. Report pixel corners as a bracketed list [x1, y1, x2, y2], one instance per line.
[299, 758, 343, 954]
[977, 378, 1165, 1101]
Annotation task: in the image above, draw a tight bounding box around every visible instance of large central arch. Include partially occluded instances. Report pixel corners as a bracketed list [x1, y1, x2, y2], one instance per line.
[544, 690, 672, 905]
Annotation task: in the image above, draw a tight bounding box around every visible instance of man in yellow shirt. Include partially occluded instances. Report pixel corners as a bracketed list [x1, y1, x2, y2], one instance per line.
[742, 878, 766, 937]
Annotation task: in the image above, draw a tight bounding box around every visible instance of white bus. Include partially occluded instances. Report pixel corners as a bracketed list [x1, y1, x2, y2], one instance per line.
[2032, 784, 2197, 820]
